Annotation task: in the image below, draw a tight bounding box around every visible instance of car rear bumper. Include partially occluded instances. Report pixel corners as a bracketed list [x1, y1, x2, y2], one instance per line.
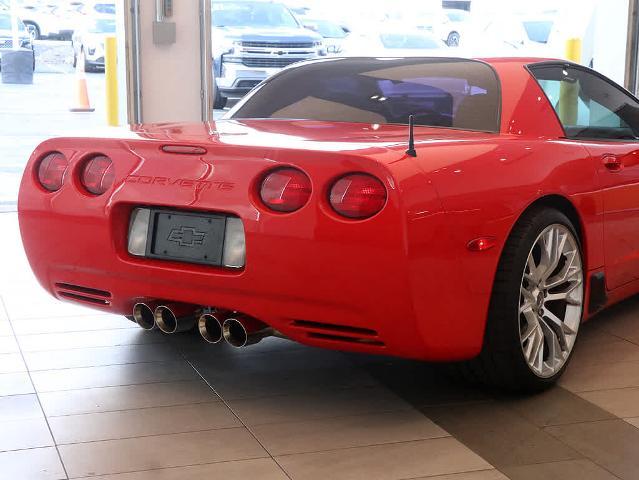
[87, 58, 105, 68]
[18, 135, 493, 362]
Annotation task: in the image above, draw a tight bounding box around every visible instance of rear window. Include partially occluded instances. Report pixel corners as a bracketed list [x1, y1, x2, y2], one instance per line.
[306, 19, 346, 39]
[89, 18, 116, 33]
[379, 33, 440, 49]
[229, 58, 501, 132]
[522, 20, 553, 43]
[94, 4, 116, 14]
[0, 15, 26, 31]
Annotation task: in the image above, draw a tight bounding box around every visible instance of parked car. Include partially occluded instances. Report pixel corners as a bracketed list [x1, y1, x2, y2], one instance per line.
[463, 15, 547, 57]
[399, 7, 460, 47]
[301, 17, 348, 54]
[19, 2, 74, 40]
[0, 13, 34, 71]
[72, 16, 115, 71]
[443, 8, 473, 47]
[22, 57, 634, 392]
[212, 0, 324, 108]
[340, 28, 449, 56]
[80, 1, 116, 16]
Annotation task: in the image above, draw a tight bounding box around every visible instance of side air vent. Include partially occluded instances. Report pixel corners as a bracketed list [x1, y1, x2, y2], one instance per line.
[55, 283, 112, 306]
[290, 319, 385, 347]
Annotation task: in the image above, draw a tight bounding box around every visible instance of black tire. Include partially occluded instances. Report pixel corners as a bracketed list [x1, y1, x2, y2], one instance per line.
[82, 50, 93, 73]
[214, 87, 227, 109]
[24, 22, 40, 41]
[458, 207, 583, 392]
[447, 31, 460, 47]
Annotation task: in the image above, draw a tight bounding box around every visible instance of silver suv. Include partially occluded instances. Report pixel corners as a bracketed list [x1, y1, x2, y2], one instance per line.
[212, 0, 324, 108]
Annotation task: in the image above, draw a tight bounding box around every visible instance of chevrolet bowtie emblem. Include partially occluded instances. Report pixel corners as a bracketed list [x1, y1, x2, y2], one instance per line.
[167, 226, 206, 247]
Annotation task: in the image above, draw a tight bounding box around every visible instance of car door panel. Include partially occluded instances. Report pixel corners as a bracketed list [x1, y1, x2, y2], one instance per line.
[529, 64, 639, 292]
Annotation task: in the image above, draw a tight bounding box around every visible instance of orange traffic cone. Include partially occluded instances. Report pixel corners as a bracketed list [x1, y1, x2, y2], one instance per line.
[69, 50, 95, 112]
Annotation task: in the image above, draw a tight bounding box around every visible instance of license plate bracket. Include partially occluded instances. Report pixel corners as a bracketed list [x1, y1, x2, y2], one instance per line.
[146, 210, 226, 266]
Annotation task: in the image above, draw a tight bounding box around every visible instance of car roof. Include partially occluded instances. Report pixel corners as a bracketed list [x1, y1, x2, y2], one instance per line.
[480, 57, 559, 65]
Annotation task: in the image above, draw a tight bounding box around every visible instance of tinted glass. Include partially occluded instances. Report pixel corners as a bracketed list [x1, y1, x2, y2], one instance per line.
[94, 4, 116, 14]
[379, 33, 440, 49]
[230, 58, 501, 132]
[531, 65, 639, 140]
[306, 19, 346, 38]
[522, 20, 553, 43]
[0, 15, 25, 31]
[89, 18, 116, 33]
[212, 1, 298, 28]
[446, 10, 469, 22]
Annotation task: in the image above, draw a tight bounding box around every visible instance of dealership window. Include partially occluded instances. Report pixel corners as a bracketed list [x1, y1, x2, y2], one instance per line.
[229, 58, 501, 132]
[530, 65, 639, 140]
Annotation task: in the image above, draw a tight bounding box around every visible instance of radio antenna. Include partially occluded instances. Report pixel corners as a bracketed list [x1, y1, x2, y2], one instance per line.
[405, 115, 417, 157]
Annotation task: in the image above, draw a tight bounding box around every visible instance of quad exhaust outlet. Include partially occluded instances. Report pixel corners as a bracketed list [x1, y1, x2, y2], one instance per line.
[132, 302, 159, 330]
[223, 315, 276, 347]
[197, 311, 225, 344]
[131, 301, 199, 333]
[154, 303, 199, 334]
[131, 301, 279, 347]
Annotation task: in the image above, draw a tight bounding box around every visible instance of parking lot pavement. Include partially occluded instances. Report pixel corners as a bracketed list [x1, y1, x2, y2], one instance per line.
[0, 70, 226, 213]
[34, 40, 75, 75]
[0, 71, 108, 212]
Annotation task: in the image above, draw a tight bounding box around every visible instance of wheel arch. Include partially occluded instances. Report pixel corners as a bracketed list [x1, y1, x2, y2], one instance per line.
[489, 193, 586, 286]
[465, 193, 589, 390]
[480, 193, 588, 340]
[23, 20, 41, 35]
[522, 194, 583, 238]
[517, 194, 605, 314]
[483, 193, 586, 325]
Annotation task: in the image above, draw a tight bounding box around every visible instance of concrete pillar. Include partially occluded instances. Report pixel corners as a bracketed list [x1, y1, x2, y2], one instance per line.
[122, 0, 212, 124]
[626, 0, 639, 93]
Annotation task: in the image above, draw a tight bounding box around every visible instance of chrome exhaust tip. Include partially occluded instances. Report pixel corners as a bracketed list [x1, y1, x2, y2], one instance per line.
[132, 302, 157, 331]
[154, 303, 198, 334]
[198, 312, 224, 344]
[222, 316, 274, 347]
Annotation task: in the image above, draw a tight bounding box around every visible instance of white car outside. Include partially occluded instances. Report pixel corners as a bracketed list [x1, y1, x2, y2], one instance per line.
[340, 29, 450, 57]
[72, 15, 115, 71]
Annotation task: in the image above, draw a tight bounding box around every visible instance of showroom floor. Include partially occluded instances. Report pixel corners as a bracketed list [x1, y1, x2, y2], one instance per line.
[4, 213, 639, 480]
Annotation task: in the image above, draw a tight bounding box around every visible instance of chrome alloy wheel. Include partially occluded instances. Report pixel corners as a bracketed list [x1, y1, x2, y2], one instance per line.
[519, 224, 583, 378]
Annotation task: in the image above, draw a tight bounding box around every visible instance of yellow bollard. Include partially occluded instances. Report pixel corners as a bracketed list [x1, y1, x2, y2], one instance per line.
[105, 36, 118, 127]
[558, 37, 582, 126]
[564, 37, 582, 63]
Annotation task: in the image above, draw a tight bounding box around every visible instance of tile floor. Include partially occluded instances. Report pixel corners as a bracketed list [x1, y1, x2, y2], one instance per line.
[3, 207, 639, 479]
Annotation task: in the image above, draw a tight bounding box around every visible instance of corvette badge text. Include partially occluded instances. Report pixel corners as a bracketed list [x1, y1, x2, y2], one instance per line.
[125, 175, 234, 191]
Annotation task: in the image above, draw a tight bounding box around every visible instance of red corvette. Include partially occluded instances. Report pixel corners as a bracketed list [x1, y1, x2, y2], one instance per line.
[18, 57, 639, 391]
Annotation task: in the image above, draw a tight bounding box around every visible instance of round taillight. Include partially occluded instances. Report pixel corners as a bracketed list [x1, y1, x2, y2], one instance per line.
[259, 167, 311, 212]
[329, 173, 387, 219]
[81, 155, 115, 195]
[37, 152, 68, 192]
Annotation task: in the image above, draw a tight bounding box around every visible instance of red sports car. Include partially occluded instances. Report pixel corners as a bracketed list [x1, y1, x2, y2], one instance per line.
[19, 57, 639, 391]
